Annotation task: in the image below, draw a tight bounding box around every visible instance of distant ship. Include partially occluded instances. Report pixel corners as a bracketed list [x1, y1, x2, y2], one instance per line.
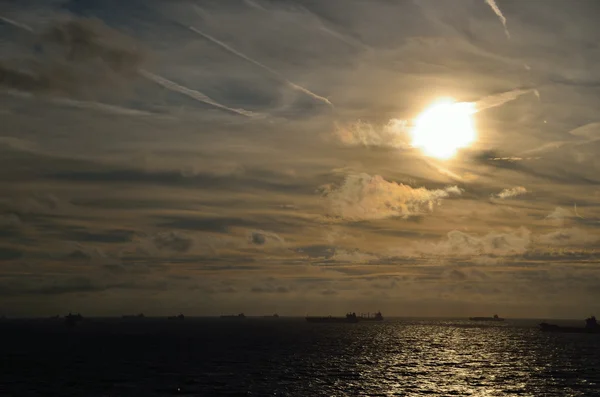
[122, 313, 145, 319]
[359, 311, 384, 322]
[469, 314, 504, 321]
[220, 313, 246, 319]
[539, 316, 600, 334]
[65, 312, 84, 327]
[167, 314, 184, 321]
[306, 312, 360, 323]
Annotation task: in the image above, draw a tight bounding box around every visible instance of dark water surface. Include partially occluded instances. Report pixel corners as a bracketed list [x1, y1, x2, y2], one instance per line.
[1, 318, 599, 396]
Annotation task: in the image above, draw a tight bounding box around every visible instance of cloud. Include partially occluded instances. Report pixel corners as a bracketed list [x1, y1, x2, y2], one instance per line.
[0, 214, 22, 228]
[545, 207, 573, 227]
[321, 173, 462, 221]
[334, 119, 409, 148]
[0, 247, 23, 261]
[475, 89, 536, 112]
[424, 227, 531, 257]
[568, 122, 600, 139]
[537, 228, 598, 246]
[484, 0, 510, 38]
[495, 186, 527, 199]
[249, 230, 284, 246]
[153, 231, 194, 253]
[330, 249, 378, 264]
[0, 193, 64, 215]
[251, 285, 291, 294]
[0, 17, 144, 97]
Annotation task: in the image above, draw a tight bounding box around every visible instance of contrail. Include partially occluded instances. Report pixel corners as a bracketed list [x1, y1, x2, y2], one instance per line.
[139, 69, 260, 118]
[3, 89, 160, 117]
[0, 15, 34, 32]
[475, 88, 536, 112]
[484, 0, 510, 39]
[6, 89, 156, 116]
[187, 26, 333, 107]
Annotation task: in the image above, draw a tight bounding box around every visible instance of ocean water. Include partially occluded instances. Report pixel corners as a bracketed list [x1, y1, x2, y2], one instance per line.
[1, 318, 599, 396]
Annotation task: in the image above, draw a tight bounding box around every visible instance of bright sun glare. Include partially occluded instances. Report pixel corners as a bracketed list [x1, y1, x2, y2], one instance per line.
[411, 98, 476, 159]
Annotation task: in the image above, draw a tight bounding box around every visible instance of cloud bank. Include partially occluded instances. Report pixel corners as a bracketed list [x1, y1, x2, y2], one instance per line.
[321, 173, 462, 221]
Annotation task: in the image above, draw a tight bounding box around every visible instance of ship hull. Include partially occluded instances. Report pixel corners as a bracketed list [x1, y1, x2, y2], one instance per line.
[306, 317, 358, 323]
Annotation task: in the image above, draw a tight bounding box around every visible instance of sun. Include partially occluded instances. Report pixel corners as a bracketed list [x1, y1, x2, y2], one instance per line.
[411, 98, 476, 159]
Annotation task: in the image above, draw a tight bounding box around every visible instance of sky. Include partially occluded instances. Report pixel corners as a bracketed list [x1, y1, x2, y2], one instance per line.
[1, 0, 600, 318]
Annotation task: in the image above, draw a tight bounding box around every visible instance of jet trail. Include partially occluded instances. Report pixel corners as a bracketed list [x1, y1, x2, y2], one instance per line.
[187, 26, 333, 107]
[0, 15, 34, 32]
[475, 89, 536, 112]
[484, 0, 510, 39]
[139, 69, 260, 118]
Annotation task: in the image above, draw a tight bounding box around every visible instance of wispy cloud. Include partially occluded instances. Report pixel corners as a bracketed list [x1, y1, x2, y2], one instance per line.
[537, 228, 597, 246]
[334, 119, 408, 148]
[321, 173, 462, 221]
[139, 70, 259, 118]
[475, 89, 536, 112]
[187, 26, 333, 107]
[545, 207, 573, 227]
[249, 230, 285, 246]
[484, 0, 510, 39]
[495, 186, 527, 199]
[426, 227, 531, 257]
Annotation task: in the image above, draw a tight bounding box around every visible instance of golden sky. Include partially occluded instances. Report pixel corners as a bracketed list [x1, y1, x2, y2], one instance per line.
[1, 0, 600, 318]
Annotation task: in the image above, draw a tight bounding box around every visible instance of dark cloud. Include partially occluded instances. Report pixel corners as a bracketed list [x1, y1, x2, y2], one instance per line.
[0, 17, 144, 97]
[153, 231, 194, 253]
[295, 245, 336, 259]
[321, 289, 338, 296]
[156, 216, 255, 234]
[248, 230, 284, 246]
[0, 247, 23, 261]
[48, 168, 315, 194]
[62, 228, 135, 243]
[251, 285, 290, 294]
[65, 249, 92, 261]
[0, 276, 168, 297]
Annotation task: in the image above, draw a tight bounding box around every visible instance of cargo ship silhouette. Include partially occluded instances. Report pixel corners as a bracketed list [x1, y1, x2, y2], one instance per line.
[469, 314, 504, 321]
[306, 311, 383, 323]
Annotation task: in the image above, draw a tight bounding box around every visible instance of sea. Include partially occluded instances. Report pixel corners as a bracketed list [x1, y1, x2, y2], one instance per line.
[1, 318, 599, 396]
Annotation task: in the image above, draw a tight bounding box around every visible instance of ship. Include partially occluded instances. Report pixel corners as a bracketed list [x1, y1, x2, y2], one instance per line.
[359, 311, 384, 322]
[167, 314, 185, 321]
[539, 316, 600, 334]
[469, 314, 504, 321]
[220, 313, 246, 319]
[306, 312, 359, 323]
[122, 313, 145, 320]
[65, 312, 84, 327]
